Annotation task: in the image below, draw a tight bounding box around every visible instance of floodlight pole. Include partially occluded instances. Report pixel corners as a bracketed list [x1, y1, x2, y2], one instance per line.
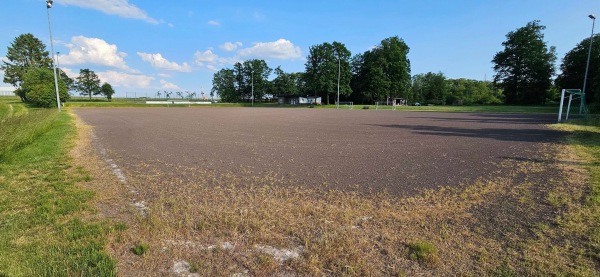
[251, 66, 254, 107]
[46, 0, 61, 111]
[582, 14, 596, 114]
[56, 51, 61, 81]
[336, 55, 341, 109]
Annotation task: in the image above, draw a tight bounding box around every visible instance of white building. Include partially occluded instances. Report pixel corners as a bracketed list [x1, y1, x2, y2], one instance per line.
[0, 87, 16, 97]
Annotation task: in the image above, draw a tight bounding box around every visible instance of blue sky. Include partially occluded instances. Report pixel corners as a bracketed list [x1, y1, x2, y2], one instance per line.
[0, 0, 598, 97]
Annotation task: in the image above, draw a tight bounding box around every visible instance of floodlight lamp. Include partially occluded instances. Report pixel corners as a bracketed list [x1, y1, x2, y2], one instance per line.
[46, 0, 53, 8]
[589, 14, 596, 20]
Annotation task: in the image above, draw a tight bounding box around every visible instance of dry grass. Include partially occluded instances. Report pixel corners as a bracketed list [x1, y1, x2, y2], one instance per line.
[71, 114, 600, 276]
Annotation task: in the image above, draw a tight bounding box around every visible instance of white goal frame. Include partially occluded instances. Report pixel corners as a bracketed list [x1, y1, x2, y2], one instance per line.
[336, 101, 353, 109]
[558, 89, 587, 123]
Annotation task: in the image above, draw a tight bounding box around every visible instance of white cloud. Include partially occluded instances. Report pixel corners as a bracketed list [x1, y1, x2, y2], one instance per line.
[97, 71, 154, 88]
[60, 36, 133, 71]
[57, 0, 158, 24]
[60, 67, 78, 78]
[194, 49, 219, 65]
[168, 23, 175, 28]
[220, 42, 243, 52]
[157, 73, 172, 78]
[160, 79, 181, 90]
[208, 20, 220, 26]
[137, 52, 192, 72]
[238, 39, 302, 60]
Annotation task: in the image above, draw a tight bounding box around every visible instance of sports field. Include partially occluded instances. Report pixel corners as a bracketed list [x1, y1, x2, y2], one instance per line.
[72, 108, 581, 275]
[76, 108, 562, 195]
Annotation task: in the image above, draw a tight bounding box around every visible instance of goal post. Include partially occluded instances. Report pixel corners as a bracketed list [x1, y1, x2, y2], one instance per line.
[335, 101, 353, 109]
[558, 89, 586, 123]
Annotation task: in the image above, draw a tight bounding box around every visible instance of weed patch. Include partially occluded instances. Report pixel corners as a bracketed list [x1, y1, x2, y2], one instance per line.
[408, 241, 439, 267]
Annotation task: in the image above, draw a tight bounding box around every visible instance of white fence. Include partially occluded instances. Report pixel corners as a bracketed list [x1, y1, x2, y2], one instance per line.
[146, 101, 212, 105]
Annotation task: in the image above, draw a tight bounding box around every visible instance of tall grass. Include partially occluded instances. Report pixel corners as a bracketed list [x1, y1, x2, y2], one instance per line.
[0, 108, 118, 276]
[0, 109, 57, 161]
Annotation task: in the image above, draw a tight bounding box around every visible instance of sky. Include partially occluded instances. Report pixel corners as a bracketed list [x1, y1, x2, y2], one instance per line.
[0, 0, 598, 97]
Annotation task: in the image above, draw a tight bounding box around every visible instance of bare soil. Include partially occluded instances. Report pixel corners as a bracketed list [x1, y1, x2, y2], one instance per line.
[74, 108, 563, 196]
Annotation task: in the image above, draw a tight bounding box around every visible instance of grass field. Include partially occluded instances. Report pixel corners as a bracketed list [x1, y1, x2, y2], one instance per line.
[1, 95, 599, 275]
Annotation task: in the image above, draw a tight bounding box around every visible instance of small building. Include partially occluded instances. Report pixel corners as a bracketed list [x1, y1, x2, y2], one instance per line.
[0, 87, 15, 97]
[276, 95, 322, 105]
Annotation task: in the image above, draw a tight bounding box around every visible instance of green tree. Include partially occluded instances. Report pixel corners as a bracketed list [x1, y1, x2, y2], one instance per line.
[20, 67, 69, 108]
[100, 82, 115, 101]
[1, 33, 53, 101]
[411, 72, 447, 104]
[304, 41, 352, 104]
[58, 69, 75, 93]
[351, 36, 411, 103]
[243, 59, 272, 102]
[270, 66, 298, 96]
[211, 68, 237, 102]
[492, 20, 556, 105]
[555, 34, 600, 104]
[446, 79, 502, 105]
[75, 68, 101, 99]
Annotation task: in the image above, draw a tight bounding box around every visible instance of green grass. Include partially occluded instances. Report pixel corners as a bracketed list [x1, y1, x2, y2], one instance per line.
[408, 241, 439, 267]
[0, 103, 118, 276]
[551, 116, 600, 269]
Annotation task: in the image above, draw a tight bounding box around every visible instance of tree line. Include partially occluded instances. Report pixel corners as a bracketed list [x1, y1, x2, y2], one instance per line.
[213, 21, 600, 107]
[4, 19, 600, 108]
[1, 34, 115, 107]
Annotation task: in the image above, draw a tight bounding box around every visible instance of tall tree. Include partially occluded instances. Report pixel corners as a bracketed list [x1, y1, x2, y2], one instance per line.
[243, 59, 272, 102]
[211, 68, 237, 102]
[1, 33, 53, 101]
[270, 69, 305, 97]
[304, 41, 352, 104]
[351, 36, 411, 103]
[492, 20, 556, 105]
[270, 66, 298, 96]
[58, 69, 75, 93]
[100, 82, 115, 101]
[75, 68, 101, 99]
[555, 34, 600, 104]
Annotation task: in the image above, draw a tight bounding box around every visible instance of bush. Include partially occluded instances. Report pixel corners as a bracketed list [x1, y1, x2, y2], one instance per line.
[21, 68, 69, 108]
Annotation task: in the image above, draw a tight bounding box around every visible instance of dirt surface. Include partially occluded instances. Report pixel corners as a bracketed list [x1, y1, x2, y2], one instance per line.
[74, 108, 564, 195]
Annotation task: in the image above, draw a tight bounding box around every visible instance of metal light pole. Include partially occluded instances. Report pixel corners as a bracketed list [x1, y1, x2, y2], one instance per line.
[46, 0, 61, 111]
[56, 51, 61, 81]
[336, 55, 341, 109]
[251, 67, 254, 107]
[582, 14, 596, 114]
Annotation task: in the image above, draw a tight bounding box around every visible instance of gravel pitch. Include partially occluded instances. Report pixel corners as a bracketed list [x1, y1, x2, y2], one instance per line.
[74, 107, 564, 195]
